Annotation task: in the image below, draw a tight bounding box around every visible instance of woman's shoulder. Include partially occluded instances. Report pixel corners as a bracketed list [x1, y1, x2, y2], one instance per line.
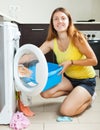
[45, 38, 55, 48]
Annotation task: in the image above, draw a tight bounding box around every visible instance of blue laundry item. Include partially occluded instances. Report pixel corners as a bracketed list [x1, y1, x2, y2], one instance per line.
[56, 116, 72, 122]
[20, 76, 38, 88]
[28, 60, 39, 84]
[20, 60, 39, 88]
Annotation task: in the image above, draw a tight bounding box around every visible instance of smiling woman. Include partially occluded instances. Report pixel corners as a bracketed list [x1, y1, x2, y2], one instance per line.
[39, 7, 97, 117]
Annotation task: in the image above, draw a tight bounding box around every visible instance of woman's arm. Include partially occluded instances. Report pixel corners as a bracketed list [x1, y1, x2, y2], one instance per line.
[73, 35, 98, 66]
[19, 53, 37, 64]
[39, 40, 53, 54]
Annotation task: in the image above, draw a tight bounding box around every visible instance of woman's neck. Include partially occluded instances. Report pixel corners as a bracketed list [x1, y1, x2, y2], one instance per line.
[57, 33, 70, 52]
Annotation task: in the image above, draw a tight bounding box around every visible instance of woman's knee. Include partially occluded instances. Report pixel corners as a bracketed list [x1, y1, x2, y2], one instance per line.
[60, 105, 76, 116]
[59, 99, 91, 116]
[40, 92, 48, 98]
[40, 91, 52, 98]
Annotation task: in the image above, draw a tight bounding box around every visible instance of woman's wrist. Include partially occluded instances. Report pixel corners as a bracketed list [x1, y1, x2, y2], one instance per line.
[71, 60, 73, 65]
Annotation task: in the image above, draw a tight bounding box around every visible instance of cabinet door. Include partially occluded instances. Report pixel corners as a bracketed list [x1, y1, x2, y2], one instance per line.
[18, 24, 56, 62]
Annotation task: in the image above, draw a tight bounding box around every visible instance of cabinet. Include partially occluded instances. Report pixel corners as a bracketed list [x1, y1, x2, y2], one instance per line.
[18, 24, 56, 62]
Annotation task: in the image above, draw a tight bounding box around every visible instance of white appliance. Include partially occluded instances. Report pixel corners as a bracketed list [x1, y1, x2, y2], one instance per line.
[0, 22, 48, 124]
[0, 22, 20, 124]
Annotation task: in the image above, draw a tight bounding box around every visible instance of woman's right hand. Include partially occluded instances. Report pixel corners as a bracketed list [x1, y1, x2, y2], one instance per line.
[18, 65, 32, 77]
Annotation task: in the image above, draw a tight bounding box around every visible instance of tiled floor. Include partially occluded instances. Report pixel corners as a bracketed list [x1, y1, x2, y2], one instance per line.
[0, 71, 100, 130]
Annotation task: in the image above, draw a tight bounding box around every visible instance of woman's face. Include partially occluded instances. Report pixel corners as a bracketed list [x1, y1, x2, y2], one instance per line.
[53, 11, 69, 33]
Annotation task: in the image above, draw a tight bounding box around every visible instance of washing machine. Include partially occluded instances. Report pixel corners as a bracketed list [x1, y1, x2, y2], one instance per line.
[0, 22, 20, 124]
[0, 22, 48, 124]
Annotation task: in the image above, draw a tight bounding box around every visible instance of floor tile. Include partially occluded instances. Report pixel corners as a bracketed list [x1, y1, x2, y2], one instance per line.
[25, 123, 43, 130]
[78, 110, 100, 123]
[44, 124, 100, 130]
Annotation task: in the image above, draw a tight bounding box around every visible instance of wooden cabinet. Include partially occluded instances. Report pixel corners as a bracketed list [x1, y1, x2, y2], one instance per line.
[18, 24, 56, 62]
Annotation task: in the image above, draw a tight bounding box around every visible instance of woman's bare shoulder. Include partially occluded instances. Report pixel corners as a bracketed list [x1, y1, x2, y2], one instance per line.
[43, 39, 54, 48]
[40, 39, 54, 54]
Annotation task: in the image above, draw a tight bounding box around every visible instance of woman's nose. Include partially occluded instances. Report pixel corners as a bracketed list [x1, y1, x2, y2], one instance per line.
[58, 18, 62, 23]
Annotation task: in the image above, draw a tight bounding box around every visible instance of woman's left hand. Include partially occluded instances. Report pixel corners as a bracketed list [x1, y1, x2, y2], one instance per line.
[59, 61, 72, 74]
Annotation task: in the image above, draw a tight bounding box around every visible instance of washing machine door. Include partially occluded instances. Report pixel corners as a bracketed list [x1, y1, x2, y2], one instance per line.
[14, 44, 48, 96]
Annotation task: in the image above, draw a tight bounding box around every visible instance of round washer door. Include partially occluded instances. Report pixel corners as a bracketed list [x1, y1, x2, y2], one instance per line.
[14, 44, 48, 96]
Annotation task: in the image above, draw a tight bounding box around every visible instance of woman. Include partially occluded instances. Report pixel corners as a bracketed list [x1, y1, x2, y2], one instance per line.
[39, 7, 98, 116]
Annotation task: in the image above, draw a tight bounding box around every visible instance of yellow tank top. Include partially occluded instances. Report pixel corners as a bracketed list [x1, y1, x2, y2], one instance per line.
[53, 38, 96, 79]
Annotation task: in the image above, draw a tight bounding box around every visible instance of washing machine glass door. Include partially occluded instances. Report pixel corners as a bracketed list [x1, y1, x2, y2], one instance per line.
[14, 44, 48, 96]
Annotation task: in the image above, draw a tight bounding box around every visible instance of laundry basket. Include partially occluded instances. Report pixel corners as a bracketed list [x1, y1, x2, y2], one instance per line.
[42, 62, 63, 92]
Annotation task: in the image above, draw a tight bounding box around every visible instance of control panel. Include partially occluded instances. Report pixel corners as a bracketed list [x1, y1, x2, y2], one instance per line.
[81, 31, 100, 40]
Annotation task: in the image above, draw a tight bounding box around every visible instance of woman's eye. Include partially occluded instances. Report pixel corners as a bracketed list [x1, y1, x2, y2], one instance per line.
[53, 18, 58, 21]
[62, 17, 66, 20]
[53, 16, 67, 21]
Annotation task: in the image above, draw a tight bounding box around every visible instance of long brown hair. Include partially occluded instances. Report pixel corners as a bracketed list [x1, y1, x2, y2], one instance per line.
[46, 7, 84, 43]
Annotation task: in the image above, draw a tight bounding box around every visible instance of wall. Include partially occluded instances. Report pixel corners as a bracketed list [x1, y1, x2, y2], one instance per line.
[91, 0, 100, 22]
[0, 0, 100, 23]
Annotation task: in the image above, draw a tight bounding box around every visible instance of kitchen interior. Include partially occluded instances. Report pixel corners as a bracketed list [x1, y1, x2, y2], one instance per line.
[0, 0, 100, 130]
